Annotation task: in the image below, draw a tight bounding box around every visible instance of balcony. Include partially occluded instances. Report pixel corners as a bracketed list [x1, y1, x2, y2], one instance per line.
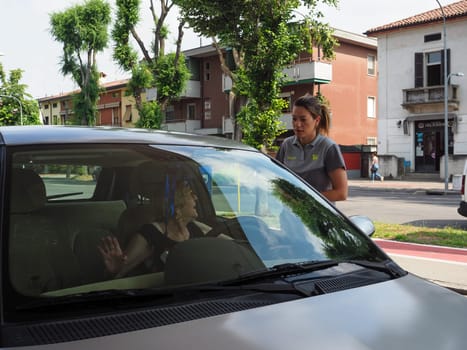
[181, 80, 201, 98]
[402, 84, 460, 113]
[162, 119, 201, 133]
[283, 61, 332, 85]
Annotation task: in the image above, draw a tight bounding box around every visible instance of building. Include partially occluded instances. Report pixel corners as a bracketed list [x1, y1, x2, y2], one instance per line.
[365, 0, 467, 179]
[38, 28, 378, 177]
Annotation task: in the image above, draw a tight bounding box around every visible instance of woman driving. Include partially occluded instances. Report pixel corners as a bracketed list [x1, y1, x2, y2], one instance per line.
[98, 180, 211, 278]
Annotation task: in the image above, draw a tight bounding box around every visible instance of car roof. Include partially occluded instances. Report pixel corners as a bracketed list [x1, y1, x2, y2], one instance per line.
[0, 126, 256, 151]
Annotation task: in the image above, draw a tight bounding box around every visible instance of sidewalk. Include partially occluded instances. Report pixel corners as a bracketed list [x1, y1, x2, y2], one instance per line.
[374, 239, 467, 295]
[348, 178, 467, 294]
[348, 177, 459, 194]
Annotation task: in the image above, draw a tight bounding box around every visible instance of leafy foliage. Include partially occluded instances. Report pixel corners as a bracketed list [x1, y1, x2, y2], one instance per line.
[112, 0, 189, 128]
[153, 53, 190, 101]
[237, 99, 287, 151]
[49, 0, 111, 125]
[174, 0, 339, 149]
[0, 64, 41, 126]
[135, 101, 163, 129]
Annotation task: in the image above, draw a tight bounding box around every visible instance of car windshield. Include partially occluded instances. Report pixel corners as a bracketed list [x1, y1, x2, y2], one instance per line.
[7, 143, 386, 301]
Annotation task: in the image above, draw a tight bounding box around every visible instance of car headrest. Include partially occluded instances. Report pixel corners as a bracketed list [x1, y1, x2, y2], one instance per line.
[10, 168, 46, 213]
[164, 238, 264, 285]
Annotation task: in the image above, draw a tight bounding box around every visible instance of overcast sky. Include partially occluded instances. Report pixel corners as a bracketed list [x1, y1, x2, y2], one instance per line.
[0, 0, 457, 99]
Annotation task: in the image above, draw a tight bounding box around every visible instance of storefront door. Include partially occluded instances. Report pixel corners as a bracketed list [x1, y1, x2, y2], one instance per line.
[414, 120, 452, 173]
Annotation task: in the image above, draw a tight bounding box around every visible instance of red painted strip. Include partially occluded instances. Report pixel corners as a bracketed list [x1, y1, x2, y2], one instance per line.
[374, 239, 467, 263]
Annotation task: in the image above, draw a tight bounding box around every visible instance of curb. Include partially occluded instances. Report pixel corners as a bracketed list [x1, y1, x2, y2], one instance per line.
[348, 181, 460, 195]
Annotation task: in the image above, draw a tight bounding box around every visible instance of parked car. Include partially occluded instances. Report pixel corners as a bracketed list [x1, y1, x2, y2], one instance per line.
[458, 160, 467, 217]
[1, 125, 467, 349]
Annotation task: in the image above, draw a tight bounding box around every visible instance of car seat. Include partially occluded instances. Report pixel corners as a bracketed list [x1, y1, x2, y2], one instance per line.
[9, 168, 82, 295]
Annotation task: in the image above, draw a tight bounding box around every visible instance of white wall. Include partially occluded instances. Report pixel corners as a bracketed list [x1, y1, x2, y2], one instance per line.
[376, 20, 467, 173]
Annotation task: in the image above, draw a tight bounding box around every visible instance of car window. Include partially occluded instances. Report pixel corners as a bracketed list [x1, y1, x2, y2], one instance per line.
[6, 143, 385, 304]
[42, 164, 100, 201]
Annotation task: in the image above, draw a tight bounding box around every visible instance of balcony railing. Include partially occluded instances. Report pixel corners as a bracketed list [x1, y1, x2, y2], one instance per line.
[181, 80, 201, 98]
[283, 61, 332, 85]
[402, 84, 460, 113]
[162, 119, 201, 133]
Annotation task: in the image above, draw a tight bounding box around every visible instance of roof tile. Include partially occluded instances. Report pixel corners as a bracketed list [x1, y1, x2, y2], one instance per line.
[365, 0, 467, 35]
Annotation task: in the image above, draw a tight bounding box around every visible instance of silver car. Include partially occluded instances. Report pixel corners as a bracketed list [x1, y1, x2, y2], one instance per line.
[2, 126, 467, 349]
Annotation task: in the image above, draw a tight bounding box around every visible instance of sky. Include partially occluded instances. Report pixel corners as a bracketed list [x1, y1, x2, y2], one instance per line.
[0, 0, 459, 99]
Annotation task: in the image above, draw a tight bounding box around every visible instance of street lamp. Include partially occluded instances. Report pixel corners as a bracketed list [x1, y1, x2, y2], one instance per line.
[0, 94, 23, 125]
[435, 0, 451, 193]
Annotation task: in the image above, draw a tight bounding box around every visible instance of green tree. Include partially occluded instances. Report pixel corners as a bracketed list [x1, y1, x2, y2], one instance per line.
[50, 0, 111, 126]
[174, 0, 338, 150]
[0, 64, 41, 126]
[112, 0, 190, 128]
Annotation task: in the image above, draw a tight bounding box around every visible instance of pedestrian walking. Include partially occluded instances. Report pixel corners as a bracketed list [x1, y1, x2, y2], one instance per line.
[276, 94, 347, 202]
[370, 152, 383, 182]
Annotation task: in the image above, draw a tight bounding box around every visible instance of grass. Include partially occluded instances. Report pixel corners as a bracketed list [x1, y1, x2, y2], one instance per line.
[373, 222, 467, 249]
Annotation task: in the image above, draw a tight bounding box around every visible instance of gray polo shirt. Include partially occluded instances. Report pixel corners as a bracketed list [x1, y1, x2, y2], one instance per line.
[276, 134, 346, 192]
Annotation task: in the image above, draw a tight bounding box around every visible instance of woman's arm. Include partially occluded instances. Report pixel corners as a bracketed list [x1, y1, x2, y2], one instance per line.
[116, 233, 153, 278]
[321, 167, 348, 202]
[98, 233, 152, 278]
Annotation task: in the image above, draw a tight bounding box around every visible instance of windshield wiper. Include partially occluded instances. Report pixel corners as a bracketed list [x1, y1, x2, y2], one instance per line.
[220, 258, 406, 287]
[345, 259, 407, 278]
[220, 260, 339, 286]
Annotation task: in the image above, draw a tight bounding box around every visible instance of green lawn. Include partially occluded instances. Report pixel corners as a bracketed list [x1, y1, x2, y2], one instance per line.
[373, 222, 467, 249]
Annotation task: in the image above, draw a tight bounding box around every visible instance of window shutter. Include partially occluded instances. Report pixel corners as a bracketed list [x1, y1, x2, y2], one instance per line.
[414, 52, 423, 87]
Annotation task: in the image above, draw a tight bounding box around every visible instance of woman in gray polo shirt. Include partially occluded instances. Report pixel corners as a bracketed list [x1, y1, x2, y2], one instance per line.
[276, 94, 348, 202]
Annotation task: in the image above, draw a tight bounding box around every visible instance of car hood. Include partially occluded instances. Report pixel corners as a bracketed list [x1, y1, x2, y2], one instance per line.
[28, 274, 467, 350]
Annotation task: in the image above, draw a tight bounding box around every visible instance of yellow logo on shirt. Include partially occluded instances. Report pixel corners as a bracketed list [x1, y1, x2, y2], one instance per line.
[311, 154, 318, 161]
[287, 156, 297, 160]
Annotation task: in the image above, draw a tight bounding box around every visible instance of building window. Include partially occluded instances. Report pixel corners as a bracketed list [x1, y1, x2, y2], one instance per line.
[426, 51, 442, 86]
[52, 103, 57, 108]
[44, 104, 49, 109]
[367, 137, 377, 146]
[367, 96, 376, 118]
[165, 105, 175, 121]
[205, 61, 210, 81]
[204, 99, 211, 120]
[414, 50, 450, 88]
[367, 55, 376, 76]
[187, 103, 196, 120]
[112, 108, 120, 126]
[424, 33, 441, 42]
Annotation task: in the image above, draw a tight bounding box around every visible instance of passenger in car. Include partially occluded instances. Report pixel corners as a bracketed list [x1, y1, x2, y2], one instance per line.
[98, 180, 212, 278]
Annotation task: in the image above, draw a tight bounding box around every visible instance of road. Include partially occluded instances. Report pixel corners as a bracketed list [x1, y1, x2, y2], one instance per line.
[336, 186, 467, 229]
[336, 185, 467, 293]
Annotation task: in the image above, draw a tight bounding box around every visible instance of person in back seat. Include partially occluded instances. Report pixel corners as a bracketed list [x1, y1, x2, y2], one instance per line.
[98, 180, 212, 278]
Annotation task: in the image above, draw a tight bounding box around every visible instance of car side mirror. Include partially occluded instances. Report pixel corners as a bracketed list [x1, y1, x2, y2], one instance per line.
[349, 215, 375, 237]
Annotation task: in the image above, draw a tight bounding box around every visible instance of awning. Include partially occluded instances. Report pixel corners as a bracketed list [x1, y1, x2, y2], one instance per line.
[124, 106, 132, 122]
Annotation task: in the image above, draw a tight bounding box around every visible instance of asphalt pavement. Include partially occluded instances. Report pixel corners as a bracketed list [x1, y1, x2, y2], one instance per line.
[348, 178, 467, 294]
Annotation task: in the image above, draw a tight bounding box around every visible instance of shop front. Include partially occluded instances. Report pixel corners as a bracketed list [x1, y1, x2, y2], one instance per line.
[413, 118, 453, 173]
